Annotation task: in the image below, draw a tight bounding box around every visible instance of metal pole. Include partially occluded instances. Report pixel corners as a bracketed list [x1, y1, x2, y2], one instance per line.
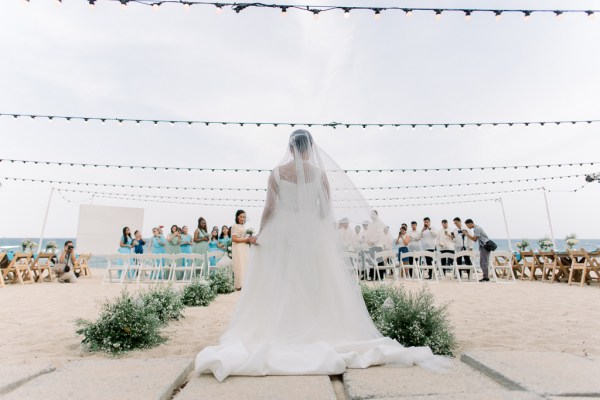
[38, 187, 55, 254]
[498, 197, 513, 252]
[542, 188, 557, 248]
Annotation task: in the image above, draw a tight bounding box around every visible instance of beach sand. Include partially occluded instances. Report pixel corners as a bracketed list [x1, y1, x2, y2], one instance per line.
[1, 275, 598, 368]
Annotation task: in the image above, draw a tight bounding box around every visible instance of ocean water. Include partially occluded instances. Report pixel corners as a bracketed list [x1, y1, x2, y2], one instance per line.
[2, 238, 599, 268]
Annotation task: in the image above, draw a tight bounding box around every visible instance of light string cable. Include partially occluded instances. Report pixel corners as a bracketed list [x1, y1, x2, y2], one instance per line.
[83, 1, 600, 21]
[3, 171, 593, 191]
[2, 157, 599, 174]
[2, 112, 599, 130]
[56, 188, 500, 209]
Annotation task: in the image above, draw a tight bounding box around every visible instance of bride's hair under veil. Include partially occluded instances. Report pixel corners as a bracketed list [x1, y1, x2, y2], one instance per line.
[194, 129, 441, 382]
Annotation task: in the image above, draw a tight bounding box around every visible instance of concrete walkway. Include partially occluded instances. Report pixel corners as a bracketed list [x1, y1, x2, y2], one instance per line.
[1, 351, 598, 399]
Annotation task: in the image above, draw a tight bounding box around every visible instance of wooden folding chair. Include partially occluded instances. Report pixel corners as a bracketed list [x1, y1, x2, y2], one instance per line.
[490, 251, 516, 283]
[3, 252, 35, 285]
[74, 253, 92, 277]
[31, 252, 56, 282]
[567, 249, 595, 287]
[0, 252, 6, 288]
[520, 251, 542, 281]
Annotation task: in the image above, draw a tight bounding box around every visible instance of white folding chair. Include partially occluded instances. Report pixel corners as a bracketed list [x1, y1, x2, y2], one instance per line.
[171, 253, 196, 283]
[157, 254, 175, 282]
[103, 254, 130, 284]
[437, 251, 457, 280]
[136, 254, 162, 284]
[344, 251, 360, 282]
[490, 251, 516, 283]
[373, 250, 399, 282]
[206, 251, 225, 275]
[454, 250, 479, 283]
[399, 251, 419, 281]
[413, 250, 439, 283]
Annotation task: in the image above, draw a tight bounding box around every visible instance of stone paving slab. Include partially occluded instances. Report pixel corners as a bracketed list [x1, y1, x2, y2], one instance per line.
[176, 374, 336, 400]
[461, 351, 600, 397]
[0, 364, 55, 395]
[343, 360, 521, 399]
[1, 357, 192, 400]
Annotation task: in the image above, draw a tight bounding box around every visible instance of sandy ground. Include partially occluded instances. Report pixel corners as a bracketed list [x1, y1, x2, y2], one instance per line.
[1, 274, 599, 368]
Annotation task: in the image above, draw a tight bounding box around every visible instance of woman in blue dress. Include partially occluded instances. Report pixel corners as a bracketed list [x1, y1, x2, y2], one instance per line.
[208, 227, 223, 266]
[219, 225, 232, 258]
[150, 227, 166, 254]
[118, 227, 133, 255]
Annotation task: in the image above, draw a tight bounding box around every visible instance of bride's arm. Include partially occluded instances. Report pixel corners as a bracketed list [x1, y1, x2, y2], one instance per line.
[258, 171, 278, 235]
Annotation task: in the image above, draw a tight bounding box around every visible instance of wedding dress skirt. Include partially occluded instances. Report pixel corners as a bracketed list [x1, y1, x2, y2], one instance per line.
[195, 208, 440, 382]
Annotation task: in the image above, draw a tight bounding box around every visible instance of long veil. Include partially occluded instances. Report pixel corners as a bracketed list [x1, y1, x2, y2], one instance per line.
[195, 130, 438, 381]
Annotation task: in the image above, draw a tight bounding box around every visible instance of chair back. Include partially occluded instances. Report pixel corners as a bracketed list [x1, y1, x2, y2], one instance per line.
[491, 250, 512, 268]
[374, 250, 397, 267]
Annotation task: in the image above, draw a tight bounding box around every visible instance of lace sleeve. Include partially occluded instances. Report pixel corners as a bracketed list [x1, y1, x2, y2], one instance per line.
[259, 171, 278, 234]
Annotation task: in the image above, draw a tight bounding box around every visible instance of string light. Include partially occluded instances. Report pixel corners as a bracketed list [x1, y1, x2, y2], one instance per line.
[2, 157, 597, 174]
[89, 0, 96, 7]
[373, 8, 381, 19]
[404, 9, 413, 17]
[280, 6, 288, 16]
[434, 9, 442, 20]
[5, 112, 596, 131]
[215, 3, 222, 14]
[494, 10, 502, 21]
[464, 10, 472, 21]
[343, 8, 350, 18]
[523, 10, 531, 21]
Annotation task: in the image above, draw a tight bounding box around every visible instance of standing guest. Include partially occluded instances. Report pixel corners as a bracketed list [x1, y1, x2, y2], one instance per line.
[463, 219, 492, 282]
[54, 241, 78, 283]
[219, 225, 232, 257]
[452, 217, 473, 279]
[382, 226, 394, 251]
[166, 225, 181, 255]
[437, 220, 455, 275]
[353, 225, 362, 251]
[180, 226, 193, 254]
[232, 209, 255, 290]
[337, 217, 355, 251]
[366, 210, 385, 280]
[407, 221, 422, 253]
[150, 227, 166, 255]
[118, 227, 133, 255]
[208, 228, 224, 266]
[396, 226, 410, 265]
[193, 217, 210, 258]
[421, 217, 438, 279]
[132, 230, 146, 254]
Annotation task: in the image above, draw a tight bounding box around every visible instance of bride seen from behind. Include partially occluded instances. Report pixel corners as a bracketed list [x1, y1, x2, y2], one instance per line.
[195, 129, 443, 382]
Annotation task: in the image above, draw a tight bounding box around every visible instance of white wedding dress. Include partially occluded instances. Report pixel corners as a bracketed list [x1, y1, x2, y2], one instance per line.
[195, 130, 440, 382]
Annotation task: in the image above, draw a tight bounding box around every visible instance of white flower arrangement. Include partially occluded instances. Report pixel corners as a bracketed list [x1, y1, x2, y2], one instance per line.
[516, 240, 530, 251]
[21, 239, 37, 251]
[245, 228, 255, 236]
[45, 241, 58, 251]
[538, 236, 554, 251]
[565, 233, 578, 250]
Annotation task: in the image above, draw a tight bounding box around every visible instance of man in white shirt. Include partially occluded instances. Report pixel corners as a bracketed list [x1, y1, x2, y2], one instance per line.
[452, 217, 473, 279]
[421, 217, 438, 279]
[407, 221, 422, 252]
[382, 226, 393, 251]
[438, 219, 455, 274]
[337, 217, 355, 252]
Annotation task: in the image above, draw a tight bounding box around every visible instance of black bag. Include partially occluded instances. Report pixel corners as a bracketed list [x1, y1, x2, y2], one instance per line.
[483, 240, 497, 252]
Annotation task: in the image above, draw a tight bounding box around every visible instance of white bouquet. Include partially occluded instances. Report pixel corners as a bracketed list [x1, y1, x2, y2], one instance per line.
[516, 240, 530, 251]
[565, 233, 578, 250]
[45, 241, 58, 251]
[538, 236, 554, 251]
[245, 228, 255, 236]
[21, 239, 36, 251]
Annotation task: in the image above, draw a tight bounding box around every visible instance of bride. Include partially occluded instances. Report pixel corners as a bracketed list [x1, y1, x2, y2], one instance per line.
[195, 130, 439, 382]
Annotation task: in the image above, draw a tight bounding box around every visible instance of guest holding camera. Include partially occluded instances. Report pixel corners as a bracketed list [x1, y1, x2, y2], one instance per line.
[438, 220, 455, 274]
[421, 217, 438, 279]
[462, 219, 494, 282]
[54, 241, 78, 283]
[452, 217, 473, 279]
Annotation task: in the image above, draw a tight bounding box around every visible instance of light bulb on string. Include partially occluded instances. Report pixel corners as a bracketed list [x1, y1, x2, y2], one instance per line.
[373, 9, 381, 20]
[280, 6, 288, 16]
[343, 8, 350, 18]
[411, 125, 416, 131]
[88, 0, 96, 7]
[494, 11, 502, 21]
[428, 125, 433, 130]
[120, 0, 128, 9]
[395, 125, 400, 130]
[587, 11, 595, 20]
[215, 4, 223, 14]
[182, 2, 190, 10]
[434, 9, 442, 20]
[555, 11, 564, 20]
[312, 10, 320, 20]
[523, 11, 531, 21]
[464, 10, 472, 21]
[152, 2, 160, 10]
[55, 0, 62, 5]
[404, 9, 413, 18]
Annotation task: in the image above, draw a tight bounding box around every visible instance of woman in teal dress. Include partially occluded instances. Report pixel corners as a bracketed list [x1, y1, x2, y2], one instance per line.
[118, 227, 133, 255]
[166, 225, 181, 255]
[208, 228, 223, 266]
[219, 225, 232, 258]
[193, 217, 209, 271]
[150, 227, 166, 254]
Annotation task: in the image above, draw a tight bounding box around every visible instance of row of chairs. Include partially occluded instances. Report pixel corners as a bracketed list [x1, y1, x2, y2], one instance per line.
[102, 251, 231, 284]
[518, 249, 600, 286]
[349, 250, 515, 284]
[0, 252, 92, 287]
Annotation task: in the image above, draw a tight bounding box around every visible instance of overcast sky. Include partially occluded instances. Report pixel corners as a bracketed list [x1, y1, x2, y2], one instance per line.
[0, 0, 599, 241]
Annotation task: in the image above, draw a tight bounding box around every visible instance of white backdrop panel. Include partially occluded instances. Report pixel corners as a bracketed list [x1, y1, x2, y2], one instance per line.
[76, 204, 144, 254]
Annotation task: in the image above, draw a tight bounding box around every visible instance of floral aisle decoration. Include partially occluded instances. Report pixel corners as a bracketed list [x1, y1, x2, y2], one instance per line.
[565, 233, 578, 250]
[45, 241, 58, 252]
[21, 239, 37, 252]
[538, 236, 554, 252]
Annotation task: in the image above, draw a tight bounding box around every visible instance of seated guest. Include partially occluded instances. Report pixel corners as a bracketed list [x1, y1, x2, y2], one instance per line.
[133, 230, 146, 254]
[54, 241, 78, 283]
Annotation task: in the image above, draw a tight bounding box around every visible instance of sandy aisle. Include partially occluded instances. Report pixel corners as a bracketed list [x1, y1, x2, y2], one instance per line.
[1, 275, 598, 368]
